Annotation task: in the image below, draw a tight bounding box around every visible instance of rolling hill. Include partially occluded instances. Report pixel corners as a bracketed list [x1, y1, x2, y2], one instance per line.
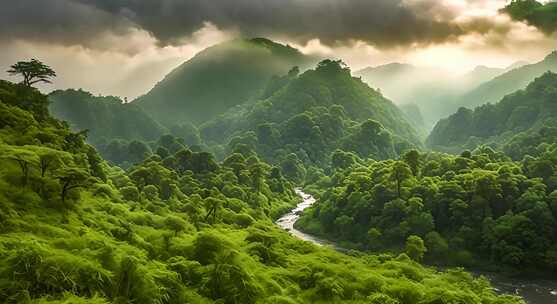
[427, 71, 557, 158]
[134, 38, 315, 126]
[454, 50, 557, 112]
[49, 89, 167, 144]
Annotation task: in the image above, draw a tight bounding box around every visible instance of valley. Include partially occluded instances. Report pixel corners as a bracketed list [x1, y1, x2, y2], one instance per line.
[2, 1, 557, 303]
[283, 190, 557, 304]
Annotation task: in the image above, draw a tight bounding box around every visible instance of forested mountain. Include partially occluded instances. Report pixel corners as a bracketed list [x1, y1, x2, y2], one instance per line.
[199, 60, 422, 170]
[297, 147, 557, 274]
[49, 89, 167, 144]
[453, 50, 557, 112]
[135, 38, 314, 126]
[0, 79, 525, 304]
[354, 62, 515, 128]
[427, 72, 557, 158]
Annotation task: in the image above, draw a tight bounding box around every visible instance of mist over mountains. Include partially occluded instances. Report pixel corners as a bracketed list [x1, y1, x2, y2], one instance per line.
[134, 38, 315, 126]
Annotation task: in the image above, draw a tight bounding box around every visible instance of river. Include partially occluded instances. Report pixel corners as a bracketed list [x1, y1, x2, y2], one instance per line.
[275, 189, 557, 304]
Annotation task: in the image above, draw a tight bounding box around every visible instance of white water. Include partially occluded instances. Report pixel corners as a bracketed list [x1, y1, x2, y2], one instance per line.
[276, 189, 557, 304]
[275, 189, 341, 249]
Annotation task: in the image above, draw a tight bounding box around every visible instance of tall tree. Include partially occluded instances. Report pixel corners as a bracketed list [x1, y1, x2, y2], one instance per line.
[390, 161, 413, 198]
[56, 167, 89, 204]
[7, 59, 56, 87]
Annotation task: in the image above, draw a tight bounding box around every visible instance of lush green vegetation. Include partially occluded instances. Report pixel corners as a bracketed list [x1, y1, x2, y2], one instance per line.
[49, 89, 167, 145]
[297, 147, 557, 274]
[48, 90, 213, 168]
[503, 0, 557, 34]
[61, 59, 422, 173]
[451, 51, 557, 113]
[135, 38, 313, 126]
[0, 70, 526, 303]
[199, 59, 421, 168]
[427, 72, 557, 158]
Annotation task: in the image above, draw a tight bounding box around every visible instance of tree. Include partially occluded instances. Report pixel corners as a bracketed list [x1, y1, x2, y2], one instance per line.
[1, 146, 39, 187]
[405, 235, 427, 261]
[36, 148, 66, 177]
[205, 197, 223, 224]
[55, 167, 89, 204]
[128, 140, 151, 164]
[334, 215, 354, 238]
[249, 162, 266, 192]
[402, 149, 421, 176]
[367, 228, 383, 250]
[7, 59, 56, 87]
[165, 215, 188, 236]
[120, 186, 140, 202]
[390, 161, 413, 198]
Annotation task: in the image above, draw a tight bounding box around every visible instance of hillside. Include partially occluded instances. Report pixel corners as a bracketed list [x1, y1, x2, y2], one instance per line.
[354, 63, 510, 128]
[427, 71, 557, 157]
[199, 60, 422, 169]
[135, 38, 314, 126]
[49, 89, 167, 144]
[297, 146, 557, 274]
[453, 50, 557, 112]
[0, 80, 525, 304]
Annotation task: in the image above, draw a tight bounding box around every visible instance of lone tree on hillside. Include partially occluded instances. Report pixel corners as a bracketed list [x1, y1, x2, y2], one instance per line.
[7, 59, 56, 87]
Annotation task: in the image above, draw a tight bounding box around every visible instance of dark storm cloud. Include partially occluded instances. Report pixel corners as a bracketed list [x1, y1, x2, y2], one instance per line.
[75, 0, 465, 47]
[0, 0, 135, 47]
[0, 0, 518, 49]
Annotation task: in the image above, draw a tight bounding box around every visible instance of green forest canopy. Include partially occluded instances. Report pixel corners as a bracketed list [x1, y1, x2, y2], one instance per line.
[0, 65, 527, 303]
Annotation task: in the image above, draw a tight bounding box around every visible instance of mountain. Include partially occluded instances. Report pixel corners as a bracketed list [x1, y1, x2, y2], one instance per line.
[427, 71, 557, 158]
[459, 65, 506, 88]
[354, 63, 449, 104]
[354, 63, 510, 129]
[49, 89, 167, 144]
[199, 60, 422, 169]
[453, 50, 557, 112]
[135, 38, 314, 126]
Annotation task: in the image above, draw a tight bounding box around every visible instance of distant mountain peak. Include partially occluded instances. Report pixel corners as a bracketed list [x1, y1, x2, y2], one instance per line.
[505, 60, 529, 71]
[134, 37, 313, 126]
[544, 50, 557, 62]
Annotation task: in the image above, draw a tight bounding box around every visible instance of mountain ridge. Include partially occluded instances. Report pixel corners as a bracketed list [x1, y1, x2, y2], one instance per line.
[134, 38, 315, 126]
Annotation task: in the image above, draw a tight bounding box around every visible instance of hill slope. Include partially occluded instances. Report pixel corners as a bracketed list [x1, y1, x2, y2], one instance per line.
[0, 80, 523, 304]
[49, 89, 167, 144]
[454, 50, 557, 111]
[427, 71, 557, 158]
[354, 63, 510, 128]
[200, 60, 422, 169]
[135, 38, 314, 126]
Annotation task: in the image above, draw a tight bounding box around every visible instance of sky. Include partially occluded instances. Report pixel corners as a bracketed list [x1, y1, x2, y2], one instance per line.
[1, 0, 556, 99]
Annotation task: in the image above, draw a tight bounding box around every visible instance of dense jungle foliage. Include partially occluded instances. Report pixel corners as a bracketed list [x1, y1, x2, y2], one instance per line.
[503, 0, 557, 34]
[0, 79, 527, 303]
[427, 72, 557, 158]
[297, 147, 557, 274]
[199, 59, 421, 167]
[55, 60, 421, 172]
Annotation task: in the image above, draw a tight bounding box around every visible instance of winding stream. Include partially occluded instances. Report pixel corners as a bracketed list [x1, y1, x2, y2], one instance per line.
[276, 189, 557, 304]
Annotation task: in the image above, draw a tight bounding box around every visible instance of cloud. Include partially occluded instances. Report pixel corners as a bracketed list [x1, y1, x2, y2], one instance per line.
[0, 23, 236, 99]
[1, 0, 555, 98]
[0, 0, 137, 50]
[4, 0, 548, 50]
